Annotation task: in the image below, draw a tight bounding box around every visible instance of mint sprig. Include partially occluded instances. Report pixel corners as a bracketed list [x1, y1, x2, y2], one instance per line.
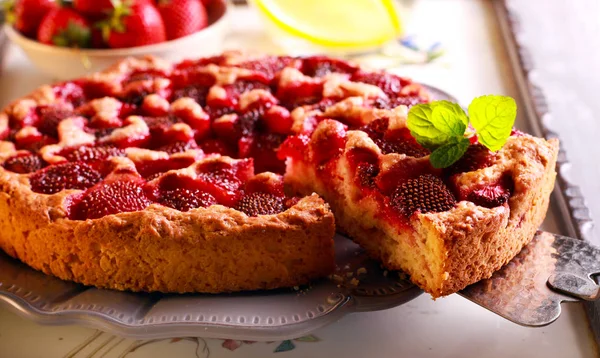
[407, 95, 517, 168]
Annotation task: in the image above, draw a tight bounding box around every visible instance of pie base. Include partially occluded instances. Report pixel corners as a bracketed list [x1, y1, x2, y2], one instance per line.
[0, 169, 335, 292]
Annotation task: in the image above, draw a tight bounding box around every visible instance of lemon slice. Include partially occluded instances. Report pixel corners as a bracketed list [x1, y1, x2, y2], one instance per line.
[251, 0, 402, 49]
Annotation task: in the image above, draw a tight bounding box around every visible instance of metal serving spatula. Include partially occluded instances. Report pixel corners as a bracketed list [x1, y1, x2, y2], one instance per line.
[460, 231, 600, 326]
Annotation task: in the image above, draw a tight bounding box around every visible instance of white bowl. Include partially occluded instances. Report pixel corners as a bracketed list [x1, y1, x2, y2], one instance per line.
[4, 0, 230, 80]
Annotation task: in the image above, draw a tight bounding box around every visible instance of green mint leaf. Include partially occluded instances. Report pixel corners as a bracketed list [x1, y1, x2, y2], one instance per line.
[407, 103, 450, 149]
[429, 137, 470, 169]
[430, 102, 467, 137]
[468, 95, 517, 151]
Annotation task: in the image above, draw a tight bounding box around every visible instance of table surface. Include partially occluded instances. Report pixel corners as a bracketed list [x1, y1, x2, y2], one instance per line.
[0, 1, 598, 357]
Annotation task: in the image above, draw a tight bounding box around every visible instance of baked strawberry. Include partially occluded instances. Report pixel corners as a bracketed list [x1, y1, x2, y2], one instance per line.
[70, 178, 151, 220]
[356, 162, 378, 188]
[73, 0, 113, 19]
[467, 185, 511, 208]
[135, 157, 196, 179]
[446, 144, 495, 176]
[37, 106, 74, 138]
[310, 120, 347, 165]
[391, 174, 456, 217]
[2, 153, 46, 174]
[172, 85, 211, 107]
[14, 132, 57, 153]
[7, 0, 57, 38]
[351, 71, 409, 97]
[244, 175, 284, 197]
[371, 95, 424, 110]
[100, 1, 166, 48]
[241, 133, 286, 174]
[59, 145, 125, 163]
[156, 140, 199, 154]
[30, 162, 103, 194]
[196, 160, 253, 206]
[157, 0, 208, 40]
[53, 82, 86, 108]
[277, 134, 310, 161]
[158, 187, 216, 211]
[235, 192, 285, 217]
[199, 138, 235, 156]
[263, 106, 293, 134]
[237, 56, 296, 81]
[37, 8, 91, 48]
[301, 56, 357, 77]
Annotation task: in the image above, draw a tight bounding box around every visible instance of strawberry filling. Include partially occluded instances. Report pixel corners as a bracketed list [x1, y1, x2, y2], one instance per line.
[3, 153, 46, 174]
[68, 176, 151, 220]
[30, 162, 103, 194]
[301, 56, 358, 77]
[0, 54, 521, 223]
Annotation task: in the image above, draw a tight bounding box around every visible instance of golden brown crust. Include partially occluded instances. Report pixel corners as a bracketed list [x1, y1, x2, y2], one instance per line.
[0, 165, 335, 292]
[422, 136, 559, 296]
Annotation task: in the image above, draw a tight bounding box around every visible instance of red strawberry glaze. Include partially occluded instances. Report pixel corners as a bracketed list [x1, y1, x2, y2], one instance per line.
[346, 147, 380, 190]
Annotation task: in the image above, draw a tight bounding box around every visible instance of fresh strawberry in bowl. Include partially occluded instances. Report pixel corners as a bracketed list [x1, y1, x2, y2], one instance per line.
[99, 0, 166, 48]
[5, 0, 57, 38]
[37, 7, 91, 47]
[157, 0, 208, 40]
[72, 0, 114, 20]
[3, 0, 229, 79]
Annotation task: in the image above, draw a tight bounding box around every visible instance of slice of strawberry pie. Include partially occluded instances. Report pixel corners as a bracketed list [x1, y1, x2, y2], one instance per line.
[280, 97, 559, 298]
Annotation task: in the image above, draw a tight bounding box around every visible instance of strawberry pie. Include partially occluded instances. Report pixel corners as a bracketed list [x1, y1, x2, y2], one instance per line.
[0, 52, 558, 297]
